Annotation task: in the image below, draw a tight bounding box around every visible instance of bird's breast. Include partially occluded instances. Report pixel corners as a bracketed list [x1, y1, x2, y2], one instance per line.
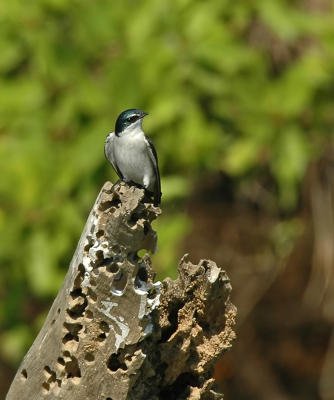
[114, 134, 155, 190]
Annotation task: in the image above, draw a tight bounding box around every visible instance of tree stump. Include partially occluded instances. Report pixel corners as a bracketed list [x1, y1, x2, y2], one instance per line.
[7, 182, 236, 400]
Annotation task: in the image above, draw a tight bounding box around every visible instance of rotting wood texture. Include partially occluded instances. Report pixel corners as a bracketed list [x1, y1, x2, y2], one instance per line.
[7, 181, 236, 400]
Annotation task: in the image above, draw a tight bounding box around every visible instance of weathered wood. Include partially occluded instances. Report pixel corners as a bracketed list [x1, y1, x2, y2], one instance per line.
[7, 182, 236, 400]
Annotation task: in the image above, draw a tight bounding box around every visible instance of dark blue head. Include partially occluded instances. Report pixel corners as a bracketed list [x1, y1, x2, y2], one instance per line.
[115, 108, 148, 136]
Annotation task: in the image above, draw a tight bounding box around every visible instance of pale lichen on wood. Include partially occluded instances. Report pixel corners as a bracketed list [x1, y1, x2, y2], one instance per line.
[7, 182, 236, 400]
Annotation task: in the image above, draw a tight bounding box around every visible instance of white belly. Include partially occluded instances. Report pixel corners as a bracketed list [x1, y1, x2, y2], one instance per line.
[114, 133, 155, 191]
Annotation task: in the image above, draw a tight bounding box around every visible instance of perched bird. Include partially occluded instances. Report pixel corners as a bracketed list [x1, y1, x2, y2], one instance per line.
[105, 108, 161, 206]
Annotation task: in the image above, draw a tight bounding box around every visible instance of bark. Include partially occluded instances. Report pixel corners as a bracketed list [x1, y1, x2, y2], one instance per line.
[7, 182, 236, 400]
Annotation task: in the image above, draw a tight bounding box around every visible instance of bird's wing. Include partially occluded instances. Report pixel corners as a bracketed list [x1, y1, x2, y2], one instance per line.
[144, 135, 162, 206]
[104, 132, 124, 179]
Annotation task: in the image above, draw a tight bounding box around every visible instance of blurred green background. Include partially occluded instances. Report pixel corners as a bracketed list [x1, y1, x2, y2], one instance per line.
[1, 0, 333, 398]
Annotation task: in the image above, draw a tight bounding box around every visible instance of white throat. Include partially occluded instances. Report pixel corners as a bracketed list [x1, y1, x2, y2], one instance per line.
[121, 119, 144, 138]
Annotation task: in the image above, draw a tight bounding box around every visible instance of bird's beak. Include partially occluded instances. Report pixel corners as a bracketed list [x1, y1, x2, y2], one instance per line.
[140, 111, 149, 119]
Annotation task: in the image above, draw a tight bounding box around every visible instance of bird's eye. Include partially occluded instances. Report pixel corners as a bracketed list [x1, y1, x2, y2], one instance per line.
[128, 115, 137, 123]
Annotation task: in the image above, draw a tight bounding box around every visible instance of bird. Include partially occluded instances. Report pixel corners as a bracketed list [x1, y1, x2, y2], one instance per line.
[105, 108, 162, 206]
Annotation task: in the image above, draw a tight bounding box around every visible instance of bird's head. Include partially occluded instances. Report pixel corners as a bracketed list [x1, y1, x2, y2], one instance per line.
[115, 109, 148, 136]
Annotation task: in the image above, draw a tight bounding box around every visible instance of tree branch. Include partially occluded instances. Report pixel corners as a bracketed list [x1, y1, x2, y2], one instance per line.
[7, 182, 236, 400]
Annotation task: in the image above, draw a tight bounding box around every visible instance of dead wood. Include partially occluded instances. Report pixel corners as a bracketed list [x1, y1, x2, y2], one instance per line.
[7, 182, 236, 400]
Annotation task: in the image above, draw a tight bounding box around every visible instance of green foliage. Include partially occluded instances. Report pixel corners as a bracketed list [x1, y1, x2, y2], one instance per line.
[0, 0, 333, 365]
[153, 212, 192, 280]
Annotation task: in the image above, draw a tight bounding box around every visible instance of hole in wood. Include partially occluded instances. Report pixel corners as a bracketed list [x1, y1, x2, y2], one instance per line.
[97, 256, 114, 269]
[96, 230, 104, 238]
[48, 370, 57, 383]
[111, 271, 127, 295]
[20, 369, 27, 380]
[99, 197, 121, 212]
[64, 322, 82, 334]
[97, 332, 107, 342]
[134, 268, 148, 291]
[65, 355, 81, 379]
[107, 353, 127, 372]
[96, 250, 104, 260]
[84, 352, 95, 362]
[160, 302, 183, 342]
[70, 288, 83, 299]
[42, 382, 50, 392]
[107, 263, 119, 274]
[69, 305, 85, 319]
[67, 296, 88, 319]
[43, 366, 52, 376]
[74, 264, 85, 288]
[84, 240, 94, 252]
[62, 332, 79, 344]
[100, 321, 110, 333]
[127, 208, 147, 227]
[57, 357, 65, 367]
[137, 267, 148, 283]
[127, 212, 139, 227]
